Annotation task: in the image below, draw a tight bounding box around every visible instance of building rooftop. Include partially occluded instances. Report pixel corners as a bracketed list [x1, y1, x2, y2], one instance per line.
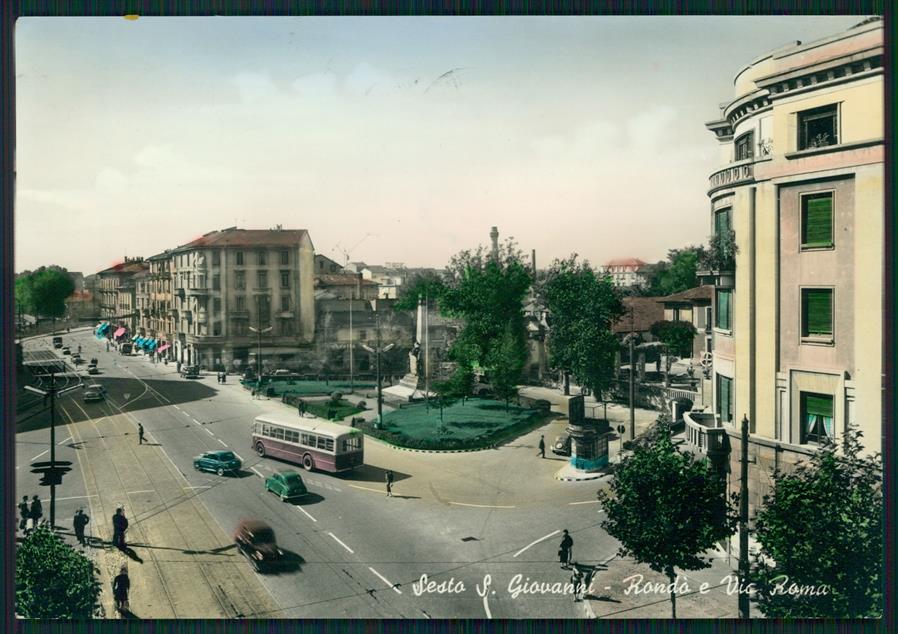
[612, 296, 665, 334]
[97, 260, 148, 275]
[658, 285, 714, 303]
[603, 258, 647, 268]
[173, 227, 309, 251]
[315, 274, 378, 287]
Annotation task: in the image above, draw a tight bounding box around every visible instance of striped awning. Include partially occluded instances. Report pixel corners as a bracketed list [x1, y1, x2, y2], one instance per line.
[157, 343, 171, 353]
[113, 327, 126, 338]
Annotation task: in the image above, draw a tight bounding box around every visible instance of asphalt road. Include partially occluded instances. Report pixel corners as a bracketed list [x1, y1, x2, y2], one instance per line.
[17, 330, 620, 619]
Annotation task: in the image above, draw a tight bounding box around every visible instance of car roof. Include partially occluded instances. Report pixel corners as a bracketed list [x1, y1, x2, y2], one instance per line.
[237, 518, 272, 534]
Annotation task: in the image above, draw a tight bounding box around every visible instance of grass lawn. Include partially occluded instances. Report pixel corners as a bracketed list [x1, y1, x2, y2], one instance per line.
[242, 379, 376, 396]
[365, 398, 551, 449]
[305, 401, 365, 420]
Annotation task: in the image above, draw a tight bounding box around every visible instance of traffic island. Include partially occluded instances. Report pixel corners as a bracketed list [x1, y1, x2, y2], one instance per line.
[354, 398, 556, 451]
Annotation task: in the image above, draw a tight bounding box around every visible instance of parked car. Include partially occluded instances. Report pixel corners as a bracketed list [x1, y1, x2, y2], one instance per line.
[234, 519, 282, 573]
[273, 369, 291, 377]
[61, 347, 71, 355]
[264, 470, 308, 501]
[552, 434, 572, 456]
[120, 343, 133, 355]
[193, 450, 242, 476]
[83, 387, 105, 403]
[87, 364, 99, 375]
[183, 366, 200, 379]
[71, 353, 83, 365]
[52, 336, 63, 348]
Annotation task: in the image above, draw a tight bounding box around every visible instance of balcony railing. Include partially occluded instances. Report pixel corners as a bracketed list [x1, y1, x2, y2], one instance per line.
[229, 310, 250, 319]
[684, 410, 729, 457]
[708, 160, 754, 195]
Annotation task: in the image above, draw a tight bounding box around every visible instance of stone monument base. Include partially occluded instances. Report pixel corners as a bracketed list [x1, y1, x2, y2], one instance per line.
[382, 374, 433, 402]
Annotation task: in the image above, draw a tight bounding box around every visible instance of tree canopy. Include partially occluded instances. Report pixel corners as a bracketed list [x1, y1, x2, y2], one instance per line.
[598, 424, 735, 617]
[394, 270, 447, 311]
[540, 255, 624, 399]
[15, 266, 76, 319]
[650, 320, 698, 358]
[751, 429, 882, 617]
[16, 524, 102, 618]
[641, 247, 705, 297]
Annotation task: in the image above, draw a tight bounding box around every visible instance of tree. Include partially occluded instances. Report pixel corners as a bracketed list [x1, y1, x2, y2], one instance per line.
[15, 274, 35, 317]
[598, 424, 735, 617]
[486, 321, 528, 410]
[16, 524, 102, 618]
[20, 266, 76, 321]
[394, 270, 447, 311]
[751, 429, 882, 617]
[642, 247, 705, 297]
[650, 320, 697, 359]
[541, 256, 625, 400]
[440, 239, 532, 397]
[700, 229, 738, 272]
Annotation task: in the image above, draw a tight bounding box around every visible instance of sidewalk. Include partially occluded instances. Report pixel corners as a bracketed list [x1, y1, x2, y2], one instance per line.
[584, 548, 739, 619]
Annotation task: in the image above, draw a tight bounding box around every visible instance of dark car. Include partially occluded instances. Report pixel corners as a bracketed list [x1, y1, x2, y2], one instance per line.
[264, 470, 308, 501]
[61, 346, 71, 355]
[552, 434, 572, 456]
[193, 450, 242, 476]
[183, 366, 200, 379]
[234, 519, 282, 572]
[72, 353, 83, 365]
[120, 343, 133, 355]
[83, 388, 105, 403]
[52, 336, 63, 348]
[87, 364, 100, 375]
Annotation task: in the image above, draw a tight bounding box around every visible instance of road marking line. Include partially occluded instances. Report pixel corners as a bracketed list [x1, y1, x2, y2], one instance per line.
[126, 489, 155, 495]
[233, 453, 243, 461]
[30, 450, 49, 461]
[183, 411, 191, 416]
[295, 506, 317, 522]
[204, 428, 215, 436]
[40, 495, 97, 502]
[183, 485, 211, 490]
[173, 405, 181, 411]
[568, 500, 600, 505]
[513, 529, 561, 558]
[448, 502, 516, 509]
[192, 418, 201, 424]
[58, 436, 73, 445]
[369, 567, 402, 594]
[349, 484, 384, 494]
[328, 532, 355, 554]
[251, 467, 264, 478]
[217, 438, 228, 447]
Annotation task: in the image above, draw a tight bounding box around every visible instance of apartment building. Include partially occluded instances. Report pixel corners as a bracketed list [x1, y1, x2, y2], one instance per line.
[96, 257, 148, 331]
[601, 258, 649, 288]
[167, 227, 315, 371]
[687, 18, 883, 513]
[134, 251, 177, 356]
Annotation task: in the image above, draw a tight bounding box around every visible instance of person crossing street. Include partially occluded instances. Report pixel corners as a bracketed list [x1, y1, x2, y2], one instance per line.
[73, 508, 90, 546]
[385, 470, 394, 497]
[138, 423, 146, 445]
[112, 508, 129, 550]
[18, 496, 30, 532]
[538, 435, 546, 458]
[30, 495, 43, 531]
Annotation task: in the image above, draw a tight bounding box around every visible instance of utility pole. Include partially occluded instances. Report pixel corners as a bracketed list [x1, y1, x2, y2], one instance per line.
[361, 302, 394, 429]
[424, 290, 430, 409]
[248, 298, 272, 392]
[628, 306, 636, 442]
[739, 414, 750, 618]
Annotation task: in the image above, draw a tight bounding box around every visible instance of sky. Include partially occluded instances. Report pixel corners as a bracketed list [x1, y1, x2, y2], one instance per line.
[14, 15, 867, 275]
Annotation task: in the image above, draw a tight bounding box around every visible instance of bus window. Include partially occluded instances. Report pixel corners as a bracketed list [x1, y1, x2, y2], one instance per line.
[300, 433, 310, 446]
[341, 435, 361, 452]
[287, 430, 298, 443]
[274, 427, 285, 440]
[262, 424, 270, 437]
[324, 438, 334, 452]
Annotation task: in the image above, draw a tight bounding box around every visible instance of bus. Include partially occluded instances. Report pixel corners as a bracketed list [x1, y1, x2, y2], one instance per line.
[252, 413, 364, 473]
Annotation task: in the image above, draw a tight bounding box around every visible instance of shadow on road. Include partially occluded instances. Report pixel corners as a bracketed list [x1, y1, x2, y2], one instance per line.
[336, 464, 410, 484]
[269, 548, 305, 575]
[290, 493, 325, 506]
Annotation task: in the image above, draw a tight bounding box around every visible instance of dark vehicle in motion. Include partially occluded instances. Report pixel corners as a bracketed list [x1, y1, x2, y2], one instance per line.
[120, 343, 133, 355]
[182, 366, 200, 379]
[52, 336, 63, 349]
[83, 387, 105, 403]
[264, 470, 308, 501]
[87, 364, 100, 375]
[552, 434, 572, 456]
[193, 450, 242, 476]
[61, 346, 71, 355]
[234, 519, 282, 572]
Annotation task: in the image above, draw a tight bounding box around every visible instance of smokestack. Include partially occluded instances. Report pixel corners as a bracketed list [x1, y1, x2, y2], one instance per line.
[490, 226, 499, 260]
[531, 249, 536, 281]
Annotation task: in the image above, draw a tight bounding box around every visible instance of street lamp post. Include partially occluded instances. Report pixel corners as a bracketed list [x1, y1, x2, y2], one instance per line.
[248, 300, 272, 392]
[360, 302, 394, 428]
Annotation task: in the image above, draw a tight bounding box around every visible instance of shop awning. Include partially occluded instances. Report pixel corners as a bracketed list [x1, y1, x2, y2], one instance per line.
[157, 344, 171, 353]
[136, 337, 145, 345]
[146, 339, 157, 349]
[113, 327, 126, 338]
[131, 334, 139, 341]
[97, 323, 110, 334]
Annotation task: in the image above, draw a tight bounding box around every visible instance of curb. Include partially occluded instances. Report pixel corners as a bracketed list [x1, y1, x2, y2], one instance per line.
[388, 444, 497, 454]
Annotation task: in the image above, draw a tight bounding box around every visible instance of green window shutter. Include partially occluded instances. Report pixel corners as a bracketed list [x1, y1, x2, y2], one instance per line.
[804, 393, 833, 418]
[803, 195, 833, 246]
[715, 209, 731, 235]
[716, 290, 731, 330]
[718, 375, 732, 422]
[803, 289, 833, 336]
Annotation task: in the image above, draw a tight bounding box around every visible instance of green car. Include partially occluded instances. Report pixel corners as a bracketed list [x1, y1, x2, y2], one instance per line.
[264, 470, 308, 501]
[193, 450, 242, 476]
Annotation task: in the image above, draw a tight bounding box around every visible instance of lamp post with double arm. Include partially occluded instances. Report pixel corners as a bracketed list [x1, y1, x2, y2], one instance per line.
[360, 301, 394, 429]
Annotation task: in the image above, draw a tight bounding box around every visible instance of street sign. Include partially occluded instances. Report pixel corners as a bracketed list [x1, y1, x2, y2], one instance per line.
[617, 425, 625, 435]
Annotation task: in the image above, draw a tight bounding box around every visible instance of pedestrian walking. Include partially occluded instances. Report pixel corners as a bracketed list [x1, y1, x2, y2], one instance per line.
[112, 508, 129, 550]
[18, 495, 30, 532]
[78, 344, 82, 354]
[73, 508, 90, 545]
[298, 399, 306, 415]
[106, 341, 110, 352]
[112, 565, 130, 613]
[385, 470, 394, 497]
[570, 564, 584, 602]
[138, 423, 146, 445]
[30, 495, 43, 530]
[559, 529, 573, 569]
[220, 372, 225, 383]
[538, 435, 546, 458]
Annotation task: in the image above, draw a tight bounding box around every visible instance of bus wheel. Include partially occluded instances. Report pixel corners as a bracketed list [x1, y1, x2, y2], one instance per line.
[256, 443, 266, 458]
[302, 454, 313, 471]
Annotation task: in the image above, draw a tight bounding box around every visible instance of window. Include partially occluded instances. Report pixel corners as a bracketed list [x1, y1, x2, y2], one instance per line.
[274, 427, 284, 440]
[279, 320, 293, 336]
[236, 252, 244, 266]
[801, 392, 834, 444]
[236, 295, 246, 310]
[340, 435, 361, 453]
[213, 298, 221, 313]
[280, 271, 290, 288]
[704, 306, 713, 333]
[280, 250, 289, 265]
[257, 296, 271, 327]
[714, 208, 731, 236]
[716, 374, 733, 424]
[801, 288, 833, 339]
[735, 131, 754, 161]
[235, 271, 245, 290]
[801, 193, 834, 248]
[798, 104, 838, 150]
[715, 289, 732, 331]
[318, 437, 334, 452]
[234, 321, 248, 336]
[212, 250, 220, 265]
[257, 270, 268, 288]
[213, 322, 221, 336]
[286, 430, 298, 443]
[358, 329, 367, 340]
[281, 296, 290, 311]
[301, 433, 312, 446]
[213, 274, 220, 290]
[258, 251, 267, 266]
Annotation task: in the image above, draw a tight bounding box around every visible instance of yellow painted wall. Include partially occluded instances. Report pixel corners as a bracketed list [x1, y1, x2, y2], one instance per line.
[733, 186, 752, 426]
[852, 163, 883, 454]
[753, 182, 778, 437]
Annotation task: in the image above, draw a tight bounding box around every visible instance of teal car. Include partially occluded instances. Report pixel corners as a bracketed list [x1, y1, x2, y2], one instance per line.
[193, 450, 242, 476]
[264, 470, 308, 501]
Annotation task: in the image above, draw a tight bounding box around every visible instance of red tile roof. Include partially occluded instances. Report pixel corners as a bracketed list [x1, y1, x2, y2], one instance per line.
[97, 261, 149, 275]
[658, 285, 714, 303]
[612, 296, 666, 334]
[603, 257, 647, 268]
[174, 228, 308, 251]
